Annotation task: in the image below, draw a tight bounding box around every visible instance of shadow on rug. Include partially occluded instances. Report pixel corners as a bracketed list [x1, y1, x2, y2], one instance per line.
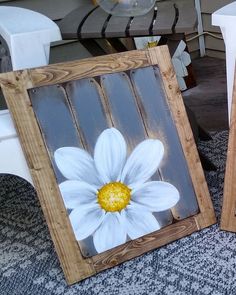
[0, 131, 233, 295]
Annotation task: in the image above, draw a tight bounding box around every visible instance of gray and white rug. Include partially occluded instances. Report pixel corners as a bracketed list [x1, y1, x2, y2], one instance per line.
[0, 131, 234, 295]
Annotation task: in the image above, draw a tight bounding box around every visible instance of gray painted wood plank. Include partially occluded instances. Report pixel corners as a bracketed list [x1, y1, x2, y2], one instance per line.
[29, 85, 81, 183]
[175, 0, 197, 33]
[66, 78, 111, 154]
[130, 66, 199, 220]
[105, 15, 131, 38]
[128, 7, 155, 36]
[59, 4, 96, 39]
[101, 72, 173, 227]
[80, 7, 108, 39]
[152, 1, 175, 35]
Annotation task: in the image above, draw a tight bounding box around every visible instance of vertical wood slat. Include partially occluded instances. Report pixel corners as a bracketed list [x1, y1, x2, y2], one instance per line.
[0, 71, 95, 284]
[80, 7, 108, 39]
[147, 46, 216, 228]
[131, 66, 199, 220]
[29, 85, 82, 183]
[221, 70, 236, 232]
[65, 78, 113, 257]
[101, 72, 173, 227]
[175, 0, 197, 33]
[128, 7, 155, 36]
[58, 4, 96, 40]
[152, 1, 175, 35]
[66, 78, 112, 154]
[105, 15, 131, 38]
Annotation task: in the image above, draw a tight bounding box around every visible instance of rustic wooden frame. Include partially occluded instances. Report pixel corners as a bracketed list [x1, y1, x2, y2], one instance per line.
[221, 71, 236, 232]
[0, 46, 216, 284]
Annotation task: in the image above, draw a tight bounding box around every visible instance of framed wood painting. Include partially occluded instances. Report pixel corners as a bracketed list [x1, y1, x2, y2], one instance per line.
[0, 46, 216, 284]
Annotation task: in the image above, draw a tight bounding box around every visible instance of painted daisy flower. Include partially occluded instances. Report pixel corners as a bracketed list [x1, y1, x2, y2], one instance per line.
[54, 128, 180, 254]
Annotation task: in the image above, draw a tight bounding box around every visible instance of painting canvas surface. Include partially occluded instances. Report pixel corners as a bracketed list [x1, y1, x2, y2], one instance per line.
[0, 47, 216, 283]
[28, 66, 199, 257]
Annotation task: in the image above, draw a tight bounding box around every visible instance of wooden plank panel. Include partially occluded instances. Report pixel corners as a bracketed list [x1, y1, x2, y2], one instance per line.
[131, 66, 199, 220]
[128, 7, 155, 36]
[59, 4, 96, 39]
[152, 1, 175, 35]
[80, 7, 108, 39]
[101, 71, 173, 227]
[147, 46, 216, 228]
[66, 78, 111, 154]
[28, 85, 81, 183]
[175, 0, 197, 33]
[105, 15, 131, 38]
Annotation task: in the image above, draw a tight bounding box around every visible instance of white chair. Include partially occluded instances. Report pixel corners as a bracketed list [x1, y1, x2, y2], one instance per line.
[0, 6, 62, 184]
[212, 2, 236, 122]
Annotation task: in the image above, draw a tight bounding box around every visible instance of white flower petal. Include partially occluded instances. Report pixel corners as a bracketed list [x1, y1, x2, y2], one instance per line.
[121, 139, 164, 186]
[93, 212, 127, 253]
[94, 128, 127, 183]
[54, 147, 101, 186]
[69, 204, 105, 240]
[172, 57, 186, 77]
[181, 51, 191, 67]
[132, 181, 180, 212]
[59, 180, 97, 209]
[122, 208, 160, 240]
[176, 76, 187, 91]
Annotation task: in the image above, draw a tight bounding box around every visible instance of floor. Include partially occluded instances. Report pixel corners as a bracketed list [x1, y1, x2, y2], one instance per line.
[183, 57, 228, 131]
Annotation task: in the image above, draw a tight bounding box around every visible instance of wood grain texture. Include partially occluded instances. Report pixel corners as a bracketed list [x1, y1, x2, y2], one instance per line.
[29, 50, 150, 87]
[221, 69, 236, 232]
[92, 216, 198, 272]
[0, 71, 95, 284]
[0, 46, 216, 284]
[147, 46, 216, 228]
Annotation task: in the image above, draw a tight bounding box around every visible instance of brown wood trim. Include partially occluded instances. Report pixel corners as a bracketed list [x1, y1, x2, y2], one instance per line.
[221, 68, 236, 232]
[28, 50, 150, 87]
[92, 215, 199, 272]
[0, 71, 95, 284]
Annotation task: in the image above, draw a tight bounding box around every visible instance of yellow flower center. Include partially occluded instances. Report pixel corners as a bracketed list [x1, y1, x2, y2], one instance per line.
[97, 182, 131, 212]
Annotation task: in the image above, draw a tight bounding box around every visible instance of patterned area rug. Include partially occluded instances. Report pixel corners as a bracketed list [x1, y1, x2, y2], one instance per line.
[0, 131, 233, 295]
